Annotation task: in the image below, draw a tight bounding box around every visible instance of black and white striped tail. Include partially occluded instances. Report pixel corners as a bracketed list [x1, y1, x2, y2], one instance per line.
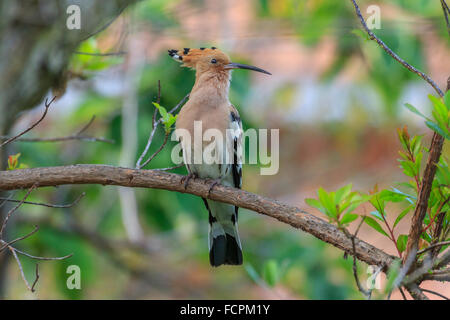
[209, 227, 242, 267]
[203, 198, 242, 266]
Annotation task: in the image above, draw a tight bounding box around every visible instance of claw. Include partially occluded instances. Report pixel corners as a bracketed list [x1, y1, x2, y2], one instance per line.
[207, 179, 221, 196]
[181, 172, 197, 189]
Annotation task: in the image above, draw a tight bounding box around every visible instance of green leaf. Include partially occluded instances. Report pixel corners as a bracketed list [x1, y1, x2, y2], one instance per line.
[420, 231, 432, 243]
[364, 216, 389, 237]
[340, 213, 359, 225]
[414, 152, 422, 175]
[384, 259, 402, 294]
[369, 193, 387, 214]
[396, 234, 408, 252]
[404, 103, 428, 120]
[370, 210, 384, 222]
[397, 182, 417, 192]
[262, 260, 278, 287]
[335, 183, 352, 204]
[394, 206, 412, 228]
[153, 102, 169, 122]
[425, 121, 450, 140]
[305, 198, 326, 213]
[351, 28, 370, 41]
[378, 190, 407, 203]
[399, 160, 416, 178]
[244, 263, 262, 285]
[153, 102, 177, 133]
[342, 196, 364, 216]
[391, 188, 416, 201]
[7, 153, 21, 170]
[411, 135, 423, 156]
[444, 91, 450, 110]
[318, 187, 337, 218]
[429, 94, 448, 121]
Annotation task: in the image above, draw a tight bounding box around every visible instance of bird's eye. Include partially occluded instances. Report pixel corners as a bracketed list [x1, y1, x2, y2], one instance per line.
[211, 58, 217, 64]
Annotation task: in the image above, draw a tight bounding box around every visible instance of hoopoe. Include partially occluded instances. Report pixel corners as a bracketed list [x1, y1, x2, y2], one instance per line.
[169, 47, 271, 267]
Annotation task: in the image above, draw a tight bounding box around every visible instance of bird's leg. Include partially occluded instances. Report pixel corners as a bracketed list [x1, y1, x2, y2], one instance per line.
[207, 178, 222, 196]
[181, 172, 197, 189]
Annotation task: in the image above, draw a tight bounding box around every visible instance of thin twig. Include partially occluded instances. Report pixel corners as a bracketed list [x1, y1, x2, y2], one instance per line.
[0, 96, 56, 148]
[441, 0, 450, 37]
[136, 81, 163, 169]
[423, 196, 450, 232]
[12, 247, 73, 261]
[0, 135, 114, 144]
[135, 81, 189, 169]
[399, 287, 408, 300]
[374, 197, 402, 258]
[0, 116, 114, 144]
[139, 132, 170, 169]
[136, 124, 159, 169]
[0, 225, 39, 252]
[420, 288, 449, 300]
[343, 216, 373, 299]
[76, 115, 97, 135]
[153, 164, 185, 171]
[0, 192, 86, 209]
[417, 240, 450, 255]
[167, 93, 189, 115]
[0, 192, 16, 209]
[31, 264, 39, 292]
[1, 239, 73, 261]
[8, 246, 32, 291]
[349, 0, 444, 97]
[0, 185, 36, 239]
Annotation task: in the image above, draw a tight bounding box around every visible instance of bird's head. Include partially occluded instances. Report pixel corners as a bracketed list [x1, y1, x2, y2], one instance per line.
[168, 47, 271, 76]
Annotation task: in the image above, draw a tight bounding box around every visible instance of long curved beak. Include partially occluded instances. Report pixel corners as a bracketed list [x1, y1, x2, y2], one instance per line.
[224, 62, 271, 75]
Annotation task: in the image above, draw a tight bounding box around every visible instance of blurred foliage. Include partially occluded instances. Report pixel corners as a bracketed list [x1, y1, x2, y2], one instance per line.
[3, 0, 449, 300]
[256, 0, 449, 117]
[70, 39, 124, 74]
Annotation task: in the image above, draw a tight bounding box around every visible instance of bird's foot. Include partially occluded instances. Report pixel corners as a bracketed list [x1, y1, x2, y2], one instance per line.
[207, 179, 221, 196]
[181, 172, 197, 190]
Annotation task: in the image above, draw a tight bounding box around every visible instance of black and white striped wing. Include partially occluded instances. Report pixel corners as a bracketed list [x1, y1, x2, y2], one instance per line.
[229, 106, 242, 190]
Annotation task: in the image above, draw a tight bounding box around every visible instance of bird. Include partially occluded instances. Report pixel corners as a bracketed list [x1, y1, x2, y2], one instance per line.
[168, 47, 271, 267]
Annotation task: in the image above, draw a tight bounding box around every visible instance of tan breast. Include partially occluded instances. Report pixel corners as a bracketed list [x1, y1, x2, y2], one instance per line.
[176, 85, 230, 147]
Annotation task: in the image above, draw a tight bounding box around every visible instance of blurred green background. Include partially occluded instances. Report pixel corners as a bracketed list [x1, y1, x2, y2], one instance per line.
[1, 0, 449, 299]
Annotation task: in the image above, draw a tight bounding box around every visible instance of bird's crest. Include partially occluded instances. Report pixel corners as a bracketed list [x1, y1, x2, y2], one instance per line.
[168, 47, 230, 69]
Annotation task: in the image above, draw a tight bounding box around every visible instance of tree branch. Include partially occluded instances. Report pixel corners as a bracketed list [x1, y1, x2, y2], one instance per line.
[405, 283, 429, 300]
[0, 164, 396, 269]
